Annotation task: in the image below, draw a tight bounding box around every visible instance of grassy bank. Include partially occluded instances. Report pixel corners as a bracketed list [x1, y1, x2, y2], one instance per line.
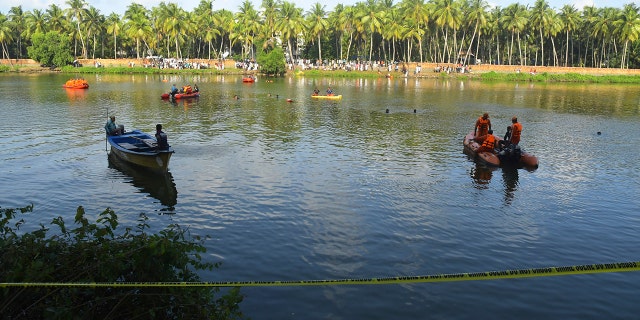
[56, 66, 640, 83]
[3, 61, 640, 83]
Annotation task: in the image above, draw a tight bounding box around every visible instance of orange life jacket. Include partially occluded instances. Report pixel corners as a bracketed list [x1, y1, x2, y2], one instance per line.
[476, 117, 490, 135]
[480, 134, 496, 151]
[511, 122, 522, 144]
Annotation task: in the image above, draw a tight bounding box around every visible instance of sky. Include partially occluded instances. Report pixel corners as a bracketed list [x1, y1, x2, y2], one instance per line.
[0, 0, 631, 16]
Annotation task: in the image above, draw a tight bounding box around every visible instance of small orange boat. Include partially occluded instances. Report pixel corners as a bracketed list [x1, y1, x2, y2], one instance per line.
[63, 78, 89, 89]
[242, 76, 255, 83]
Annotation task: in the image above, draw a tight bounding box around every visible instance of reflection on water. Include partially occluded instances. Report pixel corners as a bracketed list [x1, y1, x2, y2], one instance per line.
[501, 167, 519, 205]
[469, 163, 520, 205]
[64, 88, 87, 101]
[470, 163, 494, 188]
[107, 153, 177, 212]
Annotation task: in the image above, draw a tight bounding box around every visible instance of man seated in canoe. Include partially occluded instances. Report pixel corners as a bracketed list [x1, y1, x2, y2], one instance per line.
[326, 87, 334, 96]
[104, 115, 125, 136]
[312, 88, 320, 96]
[155, 124, 170, 150]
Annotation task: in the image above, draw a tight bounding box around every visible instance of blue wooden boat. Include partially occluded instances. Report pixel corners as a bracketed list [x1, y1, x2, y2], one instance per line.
[107, 130, 174, 172]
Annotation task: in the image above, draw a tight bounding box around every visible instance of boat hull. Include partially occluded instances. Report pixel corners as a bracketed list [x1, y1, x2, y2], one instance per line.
[107, 130, 174, 172]
[463, 132, 500, 167]
[463, 131, 538, 169]
[161, 92, 200, 99]
[311, 94, 342, 100]
[62, 85, 89, 89]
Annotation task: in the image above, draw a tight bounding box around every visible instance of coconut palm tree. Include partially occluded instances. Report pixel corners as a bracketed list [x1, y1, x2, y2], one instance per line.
[275, 1, 304, 63]
[195, 1, 221, 59]
[84, 6, 104, 59]
[432, 0, 462, 63]
[235, 0, 261, 60]
[463, 0, 489, 66]
[106, 13, 122, 58]
[356, 0, 386, 62]
[0, 13, 14, 60]
[545, 10, 563, 66]
[25, 9, 48, 38]
[8, 6, 25, 58]
[591, 7, 616, 68]
[400, 0, 430, 62]
[157, 3, 189, 59]
[306, 3, 329, 63]
[382, 4, 405, 62]
[559, 4, 579, 66]
[66, 0, 89, 58]
[216, 9, 235, 59]
[529, 0, 551, 66]
[261, 0, 279, 50]
[613, 3, 640, 69]
[124, 4, 152, 59]
[46, 4, 68, 33]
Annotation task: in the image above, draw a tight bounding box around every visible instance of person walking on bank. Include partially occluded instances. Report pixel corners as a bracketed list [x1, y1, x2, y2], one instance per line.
[510, 116, 522, 146]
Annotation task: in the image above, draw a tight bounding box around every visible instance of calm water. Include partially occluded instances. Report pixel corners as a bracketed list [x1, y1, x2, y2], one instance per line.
[2, 73, 640, 319]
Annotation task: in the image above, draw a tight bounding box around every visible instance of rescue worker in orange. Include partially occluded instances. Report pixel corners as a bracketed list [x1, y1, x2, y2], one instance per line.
[510, 116, 522, 146]
[476, 129, 497, 153]
[474, 112, 492, 139]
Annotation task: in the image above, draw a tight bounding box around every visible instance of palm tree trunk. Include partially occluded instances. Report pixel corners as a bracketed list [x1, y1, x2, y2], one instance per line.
[509, 30, 515, 65]
[539, 28, 544, 66]
[464, 23, 478, 66]
[565, 30, 569, 67]
[517, 32, 523, 66]
[318, 34, 322, 62]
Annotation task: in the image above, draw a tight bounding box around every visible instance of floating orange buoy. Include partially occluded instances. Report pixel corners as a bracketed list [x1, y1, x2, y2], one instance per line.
[286, 99, 293, 102]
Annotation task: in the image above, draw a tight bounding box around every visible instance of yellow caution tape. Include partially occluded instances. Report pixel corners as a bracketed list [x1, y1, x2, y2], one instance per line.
[1, 261, 638, 288]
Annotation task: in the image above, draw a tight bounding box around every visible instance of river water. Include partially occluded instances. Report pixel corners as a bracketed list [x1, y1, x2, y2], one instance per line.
[1, 73, 640, 319]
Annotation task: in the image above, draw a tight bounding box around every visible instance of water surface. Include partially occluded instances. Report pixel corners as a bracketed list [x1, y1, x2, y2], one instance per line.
[1, 73, 639, 319]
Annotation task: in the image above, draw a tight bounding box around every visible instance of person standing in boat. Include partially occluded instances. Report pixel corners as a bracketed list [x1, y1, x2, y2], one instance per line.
[474, 112, 492, 138]
[155, 124, 170, 150]
[170, 84, 179, 97]
[510, 116, 523, 146]
[104, 116, 124, 136]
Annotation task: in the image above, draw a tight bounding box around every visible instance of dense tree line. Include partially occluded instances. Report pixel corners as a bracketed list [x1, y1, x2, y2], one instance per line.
[0, 0, 639, 68]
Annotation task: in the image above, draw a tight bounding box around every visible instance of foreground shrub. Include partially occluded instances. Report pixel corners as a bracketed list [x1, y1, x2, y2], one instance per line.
[0, 205, 244, 319]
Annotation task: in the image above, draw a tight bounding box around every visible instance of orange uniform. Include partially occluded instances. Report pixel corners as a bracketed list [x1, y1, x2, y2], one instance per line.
[510, 122, 522, 145]
[475, 114, 491, 137]
[478, 134, 496, 153]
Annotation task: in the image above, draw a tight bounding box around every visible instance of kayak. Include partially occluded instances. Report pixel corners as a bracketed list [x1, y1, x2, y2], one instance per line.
[463, 131, 538, 169]
[311, 94, 342, 100]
